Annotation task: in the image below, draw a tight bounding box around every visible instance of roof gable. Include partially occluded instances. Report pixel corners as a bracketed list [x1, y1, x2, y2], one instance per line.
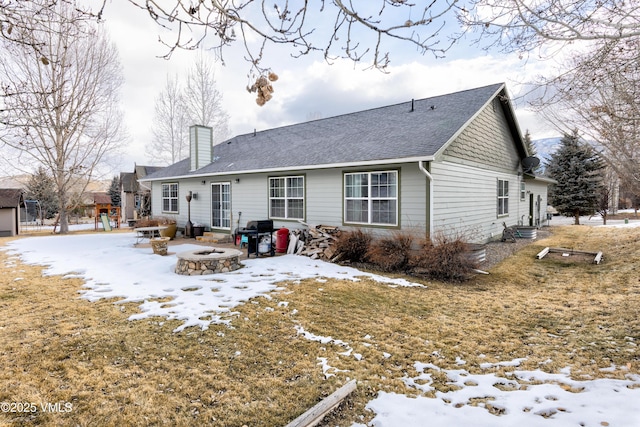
[93, 193, 112, 205]
[143, 83, 524, 181]
[0, 189, 23, 207]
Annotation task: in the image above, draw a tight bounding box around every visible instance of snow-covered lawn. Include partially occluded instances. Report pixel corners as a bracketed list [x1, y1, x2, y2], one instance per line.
[4, 230, 640, 426]
[4, 232, 419, 332]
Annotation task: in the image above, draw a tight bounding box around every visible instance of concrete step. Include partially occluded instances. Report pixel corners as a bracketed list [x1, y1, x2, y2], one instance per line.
[196, 232, 232, 243]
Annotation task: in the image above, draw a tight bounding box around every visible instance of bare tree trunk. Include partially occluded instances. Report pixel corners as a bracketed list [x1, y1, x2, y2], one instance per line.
[0, 1, 124, 234]
[58, 199, 69, 234]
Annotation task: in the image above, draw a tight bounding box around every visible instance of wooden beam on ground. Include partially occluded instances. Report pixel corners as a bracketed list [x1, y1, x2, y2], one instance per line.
[285, 380, 357, 427]
[548, 247, 599, 256]
[594, 252, 604, 264]
[536, 247, 550, 259]
[536, 247, 604, 264]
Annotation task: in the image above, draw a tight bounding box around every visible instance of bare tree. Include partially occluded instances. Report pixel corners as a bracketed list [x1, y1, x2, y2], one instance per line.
[4, 1, 463, 101]
[182, 52, 230, 144]
[535, 39, 640, 197]
[123, 1, 461, 72]
[150, 54, 230, 165]
[150, 74, 189, 165]
[462, 0, 640, 57]
[0, 1, 125, 234]
[0, 0, 103, 62]
[462, 1, 640, 118]
[457, 1, 640, 209]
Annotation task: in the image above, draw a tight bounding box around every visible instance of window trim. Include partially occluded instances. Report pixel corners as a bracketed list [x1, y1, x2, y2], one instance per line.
[268, 175, 305, 220]
[497, 179, 509, 217]
[343, 170, 399, 227]
[161, 182, 179, 214]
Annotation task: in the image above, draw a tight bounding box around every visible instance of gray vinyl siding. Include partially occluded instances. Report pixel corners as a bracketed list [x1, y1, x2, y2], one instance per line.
[398, 163, 429, 233]
[152, 164, 430, 235]
[441, 99, 521, 174]
[228, 174, 269, 230]
[152, 179, 217, 228]
[432, 98, 525, 243]
[524, 179, 550, 226]
[336, 163, 428, 232]
[431, 161, 520, 243]
[304, 169, 342, 226]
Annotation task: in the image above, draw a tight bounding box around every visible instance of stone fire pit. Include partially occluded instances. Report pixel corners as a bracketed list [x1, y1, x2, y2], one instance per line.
[175, 247, 243, 275]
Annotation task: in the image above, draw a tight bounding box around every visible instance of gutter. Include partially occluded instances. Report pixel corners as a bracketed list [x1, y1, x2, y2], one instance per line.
[418, 160, 434, 239]
[523, 173, 558, 185]
[139, 155, 436, 183]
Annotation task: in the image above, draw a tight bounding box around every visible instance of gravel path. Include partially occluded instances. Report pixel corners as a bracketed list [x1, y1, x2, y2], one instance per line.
[482, 227, 552, 270]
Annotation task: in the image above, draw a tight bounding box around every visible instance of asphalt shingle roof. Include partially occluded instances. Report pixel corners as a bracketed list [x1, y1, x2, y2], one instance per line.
[144, 83, 507, 181]
[0, 189, 22, 208]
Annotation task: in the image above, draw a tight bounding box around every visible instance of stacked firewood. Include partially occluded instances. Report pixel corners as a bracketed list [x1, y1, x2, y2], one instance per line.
[287, 225, 341, 261]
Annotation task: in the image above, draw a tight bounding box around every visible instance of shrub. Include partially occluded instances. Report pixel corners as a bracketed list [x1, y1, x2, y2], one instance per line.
[366, 232, 415, 272]
[410, 234, 478, 282]
[334, 229, 372, 263]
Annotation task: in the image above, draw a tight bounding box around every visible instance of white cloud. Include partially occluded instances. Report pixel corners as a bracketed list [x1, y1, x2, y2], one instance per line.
[101, 5, 561, 172]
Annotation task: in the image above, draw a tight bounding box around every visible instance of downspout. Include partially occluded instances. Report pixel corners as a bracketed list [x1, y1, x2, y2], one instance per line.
[418, 161, 434, 239]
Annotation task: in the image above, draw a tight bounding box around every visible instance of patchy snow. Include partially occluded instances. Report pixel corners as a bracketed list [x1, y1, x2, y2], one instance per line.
[3, 230, 640, 426]
[355, 365, 640, 427]
[3, 232, 421, 332]
[292, 326, 640, 427]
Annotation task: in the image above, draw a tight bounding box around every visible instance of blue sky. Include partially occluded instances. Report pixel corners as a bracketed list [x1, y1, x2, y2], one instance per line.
[101, 3, 561, 173]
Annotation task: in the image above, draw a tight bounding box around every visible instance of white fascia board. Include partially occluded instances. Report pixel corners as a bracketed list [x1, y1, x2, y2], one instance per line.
[139, 155, 436, 182]
[524, 174, 558, 185]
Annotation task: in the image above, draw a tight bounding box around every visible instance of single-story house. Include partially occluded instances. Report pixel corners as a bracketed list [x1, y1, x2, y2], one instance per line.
[0, 188, 24, 237]
[140, 83, 554, 243]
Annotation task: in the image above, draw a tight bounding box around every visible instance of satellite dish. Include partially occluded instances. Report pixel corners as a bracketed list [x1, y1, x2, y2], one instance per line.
[522, 156, 540, 172]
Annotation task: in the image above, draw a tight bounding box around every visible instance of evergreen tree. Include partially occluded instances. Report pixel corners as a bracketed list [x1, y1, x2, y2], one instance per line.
[545, 130, 605, 224]
[108, 176, 121, 207]
[523, 129, 540, 173]
[523, 130, 538, 157]
[25, 166, 59, 221]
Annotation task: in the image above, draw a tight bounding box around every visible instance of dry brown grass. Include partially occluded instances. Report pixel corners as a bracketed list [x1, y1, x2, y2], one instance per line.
[0, 225, 638, 426]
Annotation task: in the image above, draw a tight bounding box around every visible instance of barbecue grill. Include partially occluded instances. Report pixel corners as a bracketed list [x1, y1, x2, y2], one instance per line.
[236, 220, 274, 257]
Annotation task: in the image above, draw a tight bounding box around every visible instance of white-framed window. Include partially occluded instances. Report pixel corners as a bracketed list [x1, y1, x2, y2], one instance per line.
[497, 179, 509, 216]
[161, 183, 178, 213]
[520, 181, 526, 201]
[211, 182, 231, 229]
[269, 176, 305, 219]
[344, 170, 398, 226]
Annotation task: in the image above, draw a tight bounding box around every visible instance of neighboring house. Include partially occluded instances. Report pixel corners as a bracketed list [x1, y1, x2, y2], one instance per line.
[140, 83, 554, 243]
[120, 165, 164, 222]
[0, 189, 24, 237]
